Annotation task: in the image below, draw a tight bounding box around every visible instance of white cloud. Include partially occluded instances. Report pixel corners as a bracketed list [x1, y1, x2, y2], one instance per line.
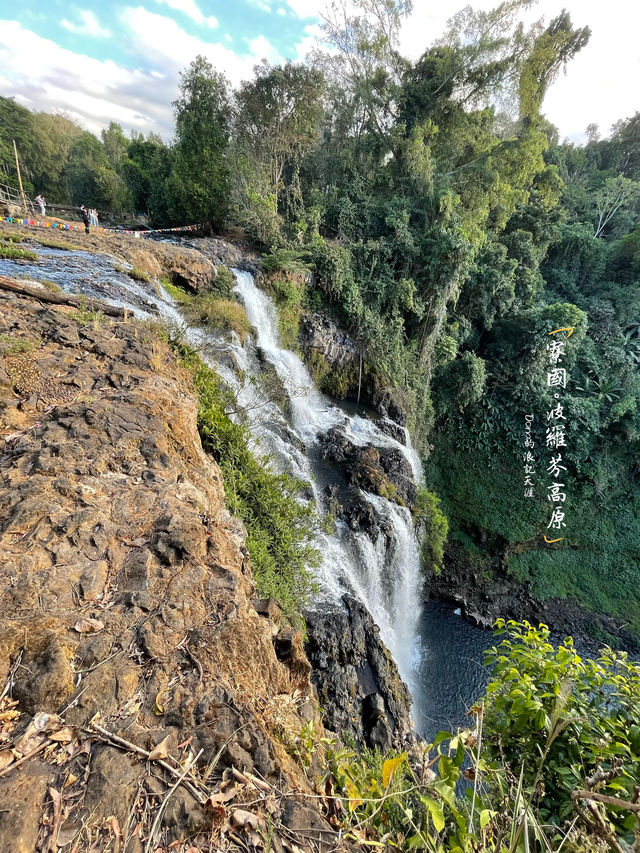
[61, 10, 111, 38]
[249, 34, 283, 63]
[154, 0, 218, 27]
[277, 8, 287, 15]
[118, 6, 266, 84]
[247, 0, 274, 11]
[0, 20, 177, 137]
[284, 0, 324, 18]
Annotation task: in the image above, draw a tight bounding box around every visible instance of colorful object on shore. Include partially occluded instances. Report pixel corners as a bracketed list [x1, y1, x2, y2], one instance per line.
[2, 216, 203, 237]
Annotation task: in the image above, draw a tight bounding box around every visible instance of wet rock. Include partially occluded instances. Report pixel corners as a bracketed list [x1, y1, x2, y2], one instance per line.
[305, 596, 414, 751]
[319, 426, 417, 509]
[375, 417, 406, 444]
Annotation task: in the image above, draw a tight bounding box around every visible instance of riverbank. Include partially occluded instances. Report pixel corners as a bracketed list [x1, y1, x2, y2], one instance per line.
[427, 540, 640, 655]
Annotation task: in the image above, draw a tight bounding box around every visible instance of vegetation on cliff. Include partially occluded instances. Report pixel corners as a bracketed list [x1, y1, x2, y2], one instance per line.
[174, 341, 320, 621]
[328, 620, 640, 852]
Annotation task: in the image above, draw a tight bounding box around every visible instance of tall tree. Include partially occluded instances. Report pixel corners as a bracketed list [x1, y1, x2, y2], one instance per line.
[171, 55, 230, 227]
[235, 62, 325, 213]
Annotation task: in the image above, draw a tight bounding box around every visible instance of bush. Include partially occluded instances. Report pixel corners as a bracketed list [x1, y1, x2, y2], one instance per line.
[414, 487, 449, 573]
[184, 296, 251, 341]
[212, 264, 235, 298]
[483, 620, 640, 838]
[262, 248, 309, 276]
[327, 621, 640, 852]
[175, 344, 320, 621]
[0, 244, 37, 261]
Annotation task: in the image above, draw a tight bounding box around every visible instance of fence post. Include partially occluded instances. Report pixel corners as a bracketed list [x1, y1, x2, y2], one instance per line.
[13, 140, 29, 216]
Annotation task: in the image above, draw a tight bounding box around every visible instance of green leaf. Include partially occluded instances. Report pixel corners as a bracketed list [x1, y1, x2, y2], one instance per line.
[480, 809, 494, 830]
[421, 796, 445, 833]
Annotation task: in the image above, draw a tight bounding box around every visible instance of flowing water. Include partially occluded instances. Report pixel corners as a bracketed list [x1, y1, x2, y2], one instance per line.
[0, 243, 430, 715]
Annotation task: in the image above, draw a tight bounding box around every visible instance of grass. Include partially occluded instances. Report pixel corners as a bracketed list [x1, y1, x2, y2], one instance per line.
[0, 334, 39, 355]
[128, 266, 152, 283]
[0, 244, 38, 261]
[28, 235, 82, 251]
[160, 276, 191, 304]
[184, 295, 251, 341]
[1, 232, 26, 243]
[71, 297, 107, 328]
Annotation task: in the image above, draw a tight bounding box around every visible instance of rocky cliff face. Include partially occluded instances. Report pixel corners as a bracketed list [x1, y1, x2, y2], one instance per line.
[319, 426, 417, 511]
[305, 598, 415, 752]
[0, 287, 339, 852]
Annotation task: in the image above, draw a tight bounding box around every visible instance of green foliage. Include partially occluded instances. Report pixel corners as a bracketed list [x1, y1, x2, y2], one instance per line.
[0, 244, 37, 260]
[211, 264, 235, 299]
[170, 55, 230, 227]
[261, 248, 310, 276]
[160, 277, 191, 304]
[326, 621, 640, 851]
[175, 344, 320, 621]
[414, 487, 449, 573]
[184, 296, 251, 341]
[484, 620, 640, 837]
[433, 352, 487, 415]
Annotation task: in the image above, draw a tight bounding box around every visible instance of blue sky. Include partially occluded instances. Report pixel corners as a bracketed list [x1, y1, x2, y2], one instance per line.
[0, 0, 639, 142]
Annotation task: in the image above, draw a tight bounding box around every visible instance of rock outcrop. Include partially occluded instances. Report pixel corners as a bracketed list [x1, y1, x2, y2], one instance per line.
[305, 597, 415, 752]
[301, 314, 360, 370]
[0, 287, 340, 852]
[319, 425, 417, 510]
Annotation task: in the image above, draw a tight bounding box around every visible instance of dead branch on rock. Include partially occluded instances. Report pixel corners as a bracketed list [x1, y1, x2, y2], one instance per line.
[0, 276, 126, 318]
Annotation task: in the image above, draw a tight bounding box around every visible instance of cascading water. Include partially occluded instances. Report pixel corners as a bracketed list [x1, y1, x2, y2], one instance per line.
[0, 245, 424, 701]
[230, 269, 424, 692]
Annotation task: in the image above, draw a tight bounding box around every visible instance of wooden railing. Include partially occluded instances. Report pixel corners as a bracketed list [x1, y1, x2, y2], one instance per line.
[0, 181, 33, 213]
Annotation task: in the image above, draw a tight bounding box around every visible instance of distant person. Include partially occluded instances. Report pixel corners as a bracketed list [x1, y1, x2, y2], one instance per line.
[80, 205, 90, 234]
[91, 208, 99, 227]
[35, 194, 46, 216]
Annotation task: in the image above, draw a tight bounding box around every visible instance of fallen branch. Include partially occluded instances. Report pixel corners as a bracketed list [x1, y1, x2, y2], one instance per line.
[144, 749, 203, 853]
[87, 720, 207, 805]
[0, 276, 126, 318]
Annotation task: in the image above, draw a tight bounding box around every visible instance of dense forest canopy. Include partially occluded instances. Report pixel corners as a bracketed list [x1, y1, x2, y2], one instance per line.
[2, 0, 640, 642]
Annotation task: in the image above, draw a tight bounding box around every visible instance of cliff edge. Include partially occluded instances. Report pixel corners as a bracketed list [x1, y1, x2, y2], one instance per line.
[0, 285, 337, 852]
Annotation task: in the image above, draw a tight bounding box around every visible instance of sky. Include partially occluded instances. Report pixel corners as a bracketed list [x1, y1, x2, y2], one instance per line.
[0, 0, 638, 143]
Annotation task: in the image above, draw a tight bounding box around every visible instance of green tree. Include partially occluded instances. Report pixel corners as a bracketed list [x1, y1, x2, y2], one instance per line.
[171, 55, 230, 227]
[101, 121, 129, 171]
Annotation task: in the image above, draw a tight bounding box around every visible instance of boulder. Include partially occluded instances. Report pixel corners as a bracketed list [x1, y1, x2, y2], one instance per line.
[319, 426, 417, 509]
[305, 596, 415, 751]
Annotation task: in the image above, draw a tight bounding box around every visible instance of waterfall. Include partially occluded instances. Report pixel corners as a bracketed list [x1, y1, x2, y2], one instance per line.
[0, 246, 424, 699]
[231, 269, 424, 694]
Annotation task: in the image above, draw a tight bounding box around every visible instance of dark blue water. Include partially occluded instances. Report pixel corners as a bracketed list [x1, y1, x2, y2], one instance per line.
[415, 601, 494, 740]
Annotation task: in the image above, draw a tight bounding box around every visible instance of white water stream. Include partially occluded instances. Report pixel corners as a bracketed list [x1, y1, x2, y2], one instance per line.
[229, 270, 424, 690]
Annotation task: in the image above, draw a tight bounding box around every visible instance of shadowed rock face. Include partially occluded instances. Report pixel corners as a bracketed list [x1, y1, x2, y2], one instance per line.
[305, 597, 415, 753]
[301, 313, 360, 370]
[0, 288, 331, 852]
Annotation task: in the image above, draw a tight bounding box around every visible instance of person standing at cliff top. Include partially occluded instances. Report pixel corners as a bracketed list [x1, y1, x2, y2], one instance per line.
[35, 194, 46, 217]
[80, 205, 90, 234]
